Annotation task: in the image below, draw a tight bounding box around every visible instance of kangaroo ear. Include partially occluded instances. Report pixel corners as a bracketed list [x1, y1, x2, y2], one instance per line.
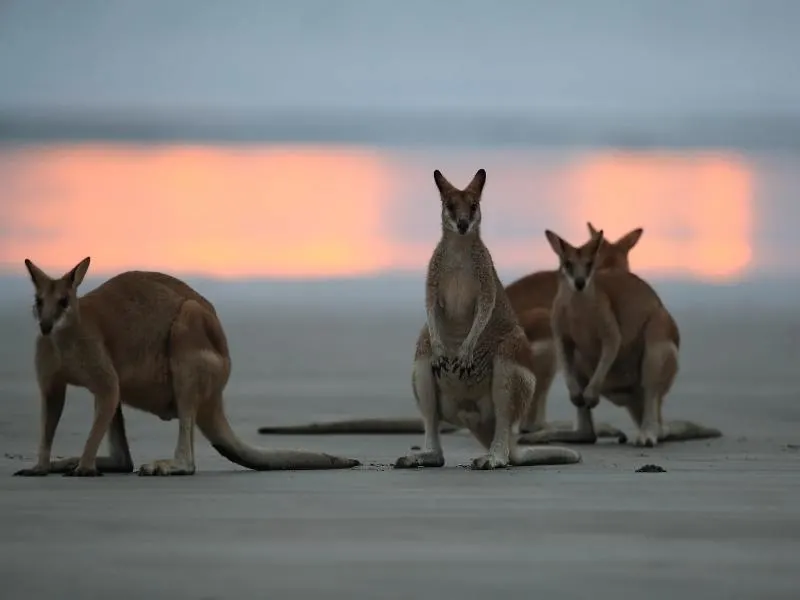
[24, 259, 50, 290]
[615, 227, 643, 253]
[545, 230, 568, 259]
[586, 229, 605, 258]
[64, 256, 91, 288]
[433, 169, 455, 196]
[587, 222, 599, 237]
[465, 168, 487, 197]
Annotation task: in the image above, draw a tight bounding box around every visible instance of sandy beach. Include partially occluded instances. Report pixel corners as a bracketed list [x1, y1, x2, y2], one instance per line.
[1, 301, 798, 599]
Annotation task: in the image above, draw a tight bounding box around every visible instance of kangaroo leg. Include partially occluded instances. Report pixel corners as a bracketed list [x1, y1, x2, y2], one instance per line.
[139, 300, 210, 476]
[632, 312, 680, 448]
[14, 379, 66, 477]
[470, 362, 512, 470]
[504, 355, 581, 467]
[394, 344, 446, 469]
[518, 365, 599, 445]
[49, 405, 134, 474]
[521, 339, 556, 433]
[60, 357, 120, 477]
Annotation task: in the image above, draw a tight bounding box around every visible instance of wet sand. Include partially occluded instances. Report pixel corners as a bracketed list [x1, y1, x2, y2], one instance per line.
[1, 302, 798, 599]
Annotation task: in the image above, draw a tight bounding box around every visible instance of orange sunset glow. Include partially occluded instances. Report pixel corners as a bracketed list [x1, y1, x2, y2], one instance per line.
[0, 145, 755, 281]
[0, 145, 394, 278]
[567, 152, 753, 281]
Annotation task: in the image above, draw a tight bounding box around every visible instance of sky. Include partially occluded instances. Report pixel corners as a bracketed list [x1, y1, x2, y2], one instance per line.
[0, 0, 798, 290]
[0, 0, 799, 115]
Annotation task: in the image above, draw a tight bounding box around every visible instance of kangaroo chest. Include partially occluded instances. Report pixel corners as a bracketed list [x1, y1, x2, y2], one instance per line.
[439, 259, 478, 324]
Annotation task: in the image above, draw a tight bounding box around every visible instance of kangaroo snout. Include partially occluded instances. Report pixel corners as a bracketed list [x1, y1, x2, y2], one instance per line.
[573, 277, 586, 291]
[457, 219, 470, 234]
[39, 321, 53, 335]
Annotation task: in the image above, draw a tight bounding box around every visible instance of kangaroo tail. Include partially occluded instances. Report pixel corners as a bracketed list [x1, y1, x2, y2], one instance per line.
[197, 402, 360, 470]
[257, 417, 460, 435]
[512, 445, 582, 466]
[661, 420, 722, 442]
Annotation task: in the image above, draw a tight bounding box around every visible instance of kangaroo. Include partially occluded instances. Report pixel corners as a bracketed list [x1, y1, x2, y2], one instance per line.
[506, 222, 644, 441]
[259, 223, 643, 440]
[526, 229, 721, 447]
[393, 168, 580, 470]
[13, 258, 361, 477]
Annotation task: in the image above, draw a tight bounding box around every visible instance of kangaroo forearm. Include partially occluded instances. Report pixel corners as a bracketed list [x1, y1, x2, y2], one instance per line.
[426, 305, 443, 344]
[587, 340, 620, 390]
[464, 288, 496, 346]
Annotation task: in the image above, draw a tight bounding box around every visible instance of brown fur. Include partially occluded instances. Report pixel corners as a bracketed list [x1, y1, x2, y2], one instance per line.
[259, 223, 642, 438]
[393, 168, 580, 470]
[14, 258, 360, 477]
[507, 223, 643, 437]
[524, 229, 720, 447]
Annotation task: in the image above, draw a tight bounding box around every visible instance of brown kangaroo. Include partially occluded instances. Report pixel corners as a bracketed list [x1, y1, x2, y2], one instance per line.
[14, 258, 361, 477]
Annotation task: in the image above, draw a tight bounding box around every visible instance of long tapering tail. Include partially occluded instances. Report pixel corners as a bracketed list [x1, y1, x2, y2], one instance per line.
[257, 417, 460, 435]
[661, 420, 722, 442]
[513, 445, 582, 466]
[198, 403, 360, 470]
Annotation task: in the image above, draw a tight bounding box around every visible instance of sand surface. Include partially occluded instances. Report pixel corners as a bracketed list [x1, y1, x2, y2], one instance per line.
[1, 303, 799, 599]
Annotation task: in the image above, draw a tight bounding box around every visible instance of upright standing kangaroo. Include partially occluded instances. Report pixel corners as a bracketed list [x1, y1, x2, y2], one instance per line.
[527, 229, 721, 447]
[505, 222, 644, 439]
[394, 169, 580, 470]
[14, 258, 360, 477]
[258, 223, 643, 439]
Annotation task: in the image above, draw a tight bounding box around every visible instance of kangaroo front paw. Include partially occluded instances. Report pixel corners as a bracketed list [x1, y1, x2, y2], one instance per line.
[470, 454, 509, 470]
[431, 355, 450, 378]
[138, 460, 196, 476]
[63, 465, 102, 477]
[13, 465, 50, 477]
[393, 451, 445, 469]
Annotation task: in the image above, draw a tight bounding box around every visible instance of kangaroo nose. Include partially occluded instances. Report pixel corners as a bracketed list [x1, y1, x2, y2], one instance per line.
[457, 219, 469, 234]
[39, 321, 53, 335]
[574, 277, 586, 291]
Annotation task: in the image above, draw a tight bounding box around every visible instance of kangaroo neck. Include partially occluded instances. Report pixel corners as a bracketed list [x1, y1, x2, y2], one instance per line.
[441, 228, 480, 252]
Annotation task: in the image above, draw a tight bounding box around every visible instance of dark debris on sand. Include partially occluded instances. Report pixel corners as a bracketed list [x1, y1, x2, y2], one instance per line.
[636, 464, 667, 473]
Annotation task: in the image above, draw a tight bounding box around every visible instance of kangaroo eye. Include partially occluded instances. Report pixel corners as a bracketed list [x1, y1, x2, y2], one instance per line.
[563, 260, 573, 273]
[469, 203, 478, 214]
[34, 296, 43, 309]
[444, 201, 455, 212]
[586, 260, 594, 271]
[58, 297, 69, 309]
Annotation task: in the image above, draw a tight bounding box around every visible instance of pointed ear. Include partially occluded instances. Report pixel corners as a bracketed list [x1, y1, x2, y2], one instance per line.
[433, 169, 455, 196]
[586, 229, 605, 258]
[587, 222, 599, 237]
[63, 256, 91, 288]
[24, 259, 50, 290]
[545, 230, 568, 259]
[465, 168, 487, 197]
[615, 227, 643, 253]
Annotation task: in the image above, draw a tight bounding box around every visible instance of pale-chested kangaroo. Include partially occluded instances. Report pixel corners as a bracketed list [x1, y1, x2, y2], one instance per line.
[13, 258, 361, 477]
[258, 222, 643, 439]
[393, 168, 580, 470]
[506, 222, 643, 441]
[526, 229, 721, 447]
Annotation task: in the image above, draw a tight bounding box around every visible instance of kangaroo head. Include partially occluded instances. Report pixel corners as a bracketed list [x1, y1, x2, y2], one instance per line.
[586, 222, 643, 272]
[24, 257, 91, 336]
[545, 229, 604, 292]
[433, 168, 486, 236]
